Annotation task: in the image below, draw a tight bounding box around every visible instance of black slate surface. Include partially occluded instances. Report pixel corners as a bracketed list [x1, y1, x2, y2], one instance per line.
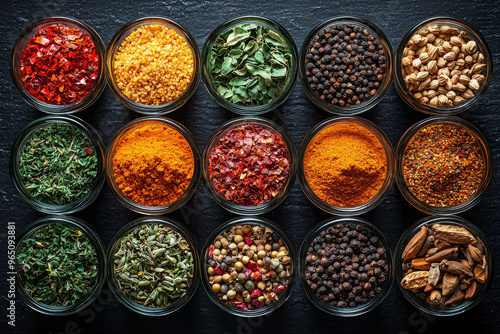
[1, 0, 499, 333]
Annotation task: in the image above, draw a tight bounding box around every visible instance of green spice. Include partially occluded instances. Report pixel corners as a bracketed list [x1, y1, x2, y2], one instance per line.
[17, 223, 99, 306]
[19, 123, 98, 205]
[113, 224, 194, 307]
[209, 23, 293, 106]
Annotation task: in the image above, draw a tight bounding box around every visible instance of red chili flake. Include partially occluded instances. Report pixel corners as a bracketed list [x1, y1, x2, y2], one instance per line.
[402, 124, 485, 207]
[251, 289, 262, 298]
[214, 267, 225, 275]
[245, 268, 252, 277]
[253, 271, 262, 281]
[246, 262, 260, 272]
[19, 23, 99, 105]
[265, 270, 274, 277]
[250, 299, 264, 308]
[208, 124, 290, 206]
[85, 146, 94, 156]
[208, 245, 214, 258]
[235, 303, 248, 311]
[273, 284, 285, 294]
[244, 238, 253, 245]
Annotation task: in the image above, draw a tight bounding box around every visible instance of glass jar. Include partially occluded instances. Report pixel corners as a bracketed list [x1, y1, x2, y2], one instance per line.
[15, 215, 106, 315]
[106, 17, 200, 115]
[299, 17, 393, 115]
[201, 216, 296, 317]
[298, 116, 394, 216]
[202, 117, 296, 215]
[394, 116, 492, 215]
[9, 115, 105, 214]
[10, 17, 106, 114]
[394, 17, 493, 115]
[106, 116, 201, 215]
[107, 216, 199, 316]
[299, 217, 394, 316]
[395, 215, 492, 316]
[201, 16, 298, 115]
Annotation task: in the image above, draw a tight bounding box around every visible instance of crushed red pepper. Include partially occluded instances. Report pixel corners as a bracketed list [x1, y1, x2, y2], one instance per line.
[402, 123, 485, 207]
[19, 23, 99, 105]
[208, 124, 290, 206]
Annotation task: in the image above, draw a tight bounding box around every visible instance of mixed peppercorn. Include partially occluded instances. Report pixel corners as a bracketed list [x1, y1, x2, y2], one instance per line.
[208, 124, 290, 206]
[305, 23, 387, 107]
[305, 222, 389, 308]
[206, 224, 291, 310]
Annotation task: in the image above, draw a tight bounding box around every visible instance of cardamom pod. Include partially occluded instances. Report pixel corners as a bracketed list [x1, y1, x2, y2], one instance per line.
[402, 226, 428, 260]
[426, 247, 459, 262]
[465, 281, 477, 300]
[429, 290, 442, 304]
[401, 271, 429, 290]
[432, 224, 476, 244]
[411, 258, 431, 270]
[428, 263, 440, 286]
[474, 265, 487, 283]
[444, 288, 465, 305]
[467, 244, 483, 263]
[440, 259, 473, 277]
[442, 273, 459, 296]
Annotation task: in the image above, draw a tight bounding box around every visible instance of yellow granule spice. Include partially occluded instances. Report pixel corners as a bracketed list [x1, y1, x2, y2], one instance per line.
[113, 24, 194, 105]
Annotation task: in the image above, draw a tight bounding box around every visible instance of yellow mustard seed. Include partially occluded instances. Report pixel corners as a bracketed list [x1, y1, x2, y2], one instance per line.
[114, 24, 194, 105]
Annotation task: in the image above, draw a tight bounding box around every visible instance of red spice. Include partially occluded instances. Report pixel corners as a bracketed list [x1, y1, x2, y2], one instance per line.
[402, 123, 484, 207]
[208, 124, 290, 206]
[19, 23, 99, 105]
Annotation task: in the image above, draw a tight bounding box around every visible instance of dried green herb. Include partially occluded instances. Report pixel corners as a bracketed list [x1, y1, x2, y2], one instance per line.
[19, 123, 98, 205]
[17, 224, 99, 306]
[209, 23, 293, 106]
[113, 224, 194, 307]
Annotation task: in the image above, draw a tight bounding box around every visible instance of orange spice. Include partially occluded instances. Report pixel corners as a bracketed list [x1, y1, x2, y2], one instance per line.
[112, 122, 194, 206]
[303, 122, 387, 207]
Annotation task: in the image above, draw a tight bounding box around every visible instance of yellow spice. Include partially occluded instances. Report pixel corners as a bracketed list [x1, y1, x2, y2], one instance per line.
[114, 24, 194, 105]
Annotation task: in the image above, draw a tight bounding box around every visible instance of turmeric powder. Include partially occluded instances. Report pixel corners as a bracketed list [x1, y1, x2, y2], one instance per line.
[303, 122, 387, 207]
[112, 122, 194, 206]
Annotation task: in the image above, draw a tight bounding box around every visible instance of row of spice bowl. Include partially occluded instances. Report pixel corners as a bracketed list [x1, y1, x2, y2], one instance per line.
[15, 214, 491, 317]
[9, 114, 492, 216]
[10, 15, 492, 116]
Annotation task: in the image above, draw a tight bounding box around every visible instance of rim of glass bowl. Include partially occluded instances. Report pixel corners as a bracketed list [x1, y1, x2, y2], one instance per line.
[201, 116, 296, 215]
[200, 216, 296, 317]
[201, 16, 298, 115]
[394, 17, 493, 116]
[10, 17, 107, 114]
[9, 115, 106, 214]
[299, 216, 394, 317]
[299, 16, 394, 115]
[395, 215, 493, 316]
[297, 116, 394, 216]
[105, 116, 201, 215]
[106, 216, 200, 316]
[15, 215, 106, 315]
[106, 17, 201, 115]
[394, 116, 492, 215]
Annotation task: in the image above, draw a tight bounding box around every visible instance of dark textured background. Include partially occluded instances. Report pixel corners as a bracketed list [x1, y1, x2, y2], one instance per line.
[1, 0, 499, 333]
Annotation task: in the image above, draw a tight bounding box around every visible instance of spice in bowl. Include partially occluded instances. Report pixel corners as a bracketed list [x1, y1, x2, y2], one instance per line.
[206, 224, 292, 310]
[113, 224, 195, 307]
[19, 123, 98, 205]
[400, 223, 488, 306]
[19, 23, 99, 105]
[304, 23, 387, 107]
[402, 123, 484, 207]
[208, 124, 290, 206]
[17, 223, 99, 306]
[113, 24, 194, 105]
[208, 23, 293, 106]
[401, 25, 487, 107]
[112, 122, 194, 207]
[303, 121, 387, 207]
[304, 222, 389, 308]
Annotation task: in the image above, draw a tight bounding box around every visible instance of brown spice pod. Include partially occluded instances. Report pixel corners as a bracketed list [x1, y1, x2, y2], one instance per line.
[402, 226, 428, 260]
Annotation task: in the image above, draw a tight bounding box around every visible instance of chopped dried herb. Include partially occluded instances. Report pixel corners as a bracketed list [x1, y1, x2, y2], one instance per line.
[19, 123, 98, 205]
[19, 23, 99, 105]
[209, 23, 293, 106]
[208, 124, 290, 206]
[17, 223, 99, 306]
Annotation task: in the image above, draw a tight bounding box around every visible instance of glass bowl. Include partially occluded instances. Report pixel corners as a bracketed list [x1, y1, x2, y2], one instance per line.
[15, 215, 106, 315]
[394, 17, 493, 115]
[394, 116, 492, 215]
[201, 216, 296, 317]
[9, 115, 105, 214]
[107, 216, 199, 316]
[10, 17, 106, 114]
[298, 116, 394, 216]
[106, 17, 200, 114]
[201, 16, 298, 115]
[202, 116, 296, 215]
[105, 116, 201, 215]
[299, 217, 394, 316]
[299, 17, 393, 115]
[395, 215, 492, 316]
